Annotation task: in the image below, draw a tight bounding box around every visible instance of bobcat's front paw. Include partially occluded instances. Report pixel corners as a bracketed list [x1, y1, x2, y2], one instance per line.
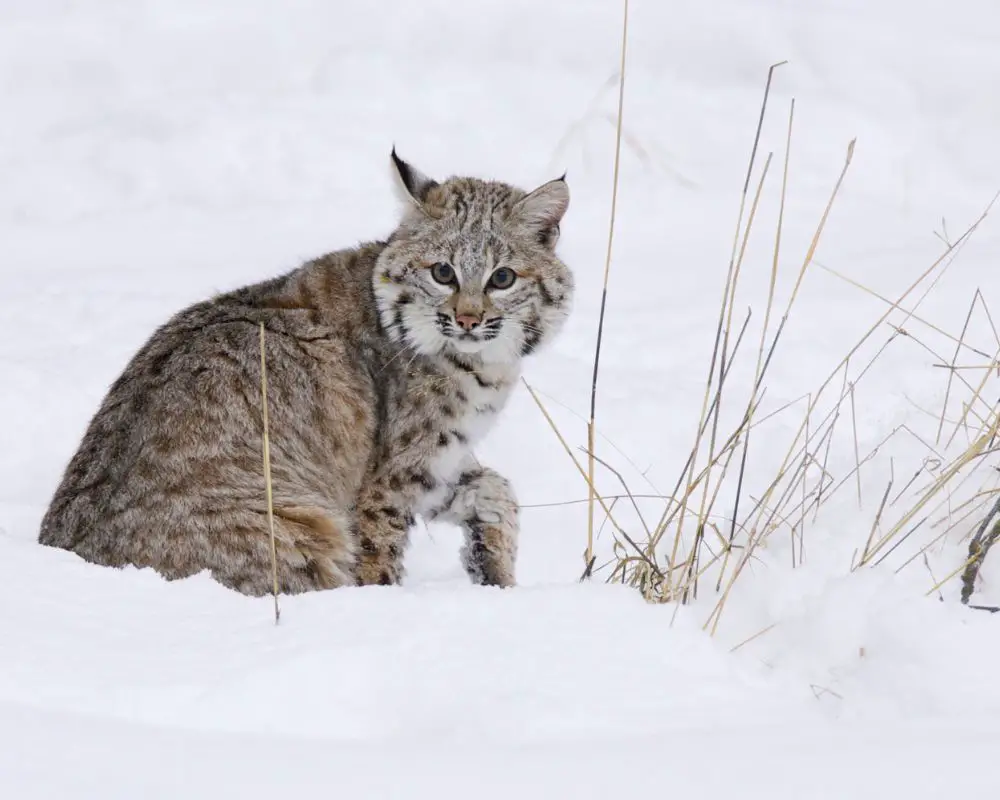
[461, 521, 517, 588]
[458, 469, 518, 588]
[427, 465, 519, 588]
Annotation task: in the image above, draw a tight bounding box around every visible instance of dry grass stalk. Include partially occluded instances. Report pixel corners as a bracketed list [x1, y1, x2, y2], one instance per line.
[585, 0, 631, 577]
[974, 288, 1000, 350]
[259, 323, 281, 625]
[811, 365, 851, 522]
[755, 98, 794, 384]
[729, 622, 778, 652]
[850, 383, 862, 507]
[856, 480, 892, 569]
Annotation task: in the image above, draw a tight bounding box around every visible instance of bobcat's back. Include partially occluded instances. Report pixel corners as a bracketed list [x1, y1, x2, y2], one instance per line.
[39, 243, 389, 594]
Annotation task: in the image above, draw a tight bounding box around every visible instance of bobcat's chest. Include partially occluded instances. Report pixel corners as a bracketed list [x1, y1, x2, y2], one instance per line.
[411, 362, 516, 516]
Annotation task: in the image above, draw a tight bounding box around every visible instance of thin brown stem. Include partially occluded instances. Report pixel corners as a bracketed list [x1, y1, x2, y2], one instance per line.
[259, 323, 281, 625]
[586, 0, 630, 575]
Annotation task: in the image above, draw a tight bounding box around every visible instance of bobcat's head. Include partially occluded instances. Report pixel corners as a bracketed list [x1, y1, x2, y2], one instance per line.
[374, 150, 573, 365]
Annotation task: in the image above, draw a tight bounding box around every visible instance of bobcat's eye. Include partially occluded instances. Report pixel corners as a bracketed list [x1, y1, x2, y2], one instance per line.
[430, 262, 456, 285]
[487, 267, 517, 291]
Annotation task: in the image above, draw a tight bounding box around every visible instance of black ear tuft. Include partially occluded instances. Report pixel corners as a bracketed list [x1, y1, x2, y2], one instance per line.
[390, 147, 439, 206]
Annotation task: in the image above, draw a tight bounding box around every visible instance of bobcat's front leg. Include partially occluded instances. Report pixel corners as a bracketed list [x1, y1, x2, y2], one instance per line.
[431, 465, 519, 587]
[353, 477, 412, 587]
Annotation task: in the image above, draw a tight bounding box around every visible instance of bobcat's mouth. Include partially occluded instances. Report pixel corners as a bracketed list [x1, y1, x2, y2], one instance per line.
[435, 313, 503, 349]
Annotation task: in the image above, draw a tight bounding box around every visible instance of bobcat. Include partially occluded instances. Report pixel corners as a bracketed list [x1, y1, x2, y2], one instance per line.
[38, 151, 574, 595]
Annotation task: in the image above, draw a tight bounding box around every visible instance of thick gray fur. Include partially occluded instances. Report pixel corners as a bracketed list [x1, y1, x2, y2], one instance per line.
[38, 152, 574, 595]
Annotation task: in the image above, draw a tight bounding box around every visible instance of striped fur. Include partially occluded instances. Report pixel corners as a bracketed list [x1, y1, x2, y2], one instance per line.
[38, 152, 573, 594]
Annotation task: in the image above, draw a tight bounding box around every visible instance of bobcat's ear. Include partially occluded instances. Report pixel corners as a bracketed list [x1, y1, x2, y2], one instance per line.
[390, 147, 439, 209]
[514, 176, 570, 249]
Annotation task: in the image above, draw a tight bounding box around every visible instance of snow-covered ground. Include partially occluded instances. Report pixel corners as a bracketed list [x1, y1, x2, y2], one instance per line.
[3, 0, 999, 796]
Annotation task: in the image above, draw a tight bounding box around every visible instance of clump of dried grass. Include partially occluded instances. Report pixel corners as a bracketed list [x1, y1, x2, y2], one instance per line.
[528, 51, 1000, 631]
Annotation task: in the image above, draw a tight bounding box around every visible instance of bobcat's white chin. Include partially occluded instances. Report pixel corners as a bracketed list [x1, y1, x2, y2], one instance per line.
[449, 337, 488, 355]
[461, 334, 523, 365]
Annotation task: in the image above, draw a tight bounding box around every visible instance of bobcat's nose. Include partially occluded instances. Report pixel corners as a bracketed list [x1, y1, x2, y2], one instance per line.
[455, 313, 481, 332]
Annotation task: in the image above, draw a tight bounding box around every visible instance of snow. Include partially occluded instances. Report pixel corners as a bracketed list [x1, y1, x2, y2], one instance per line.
[6, 705, 996, 800]
[3, 0, 1000, 796]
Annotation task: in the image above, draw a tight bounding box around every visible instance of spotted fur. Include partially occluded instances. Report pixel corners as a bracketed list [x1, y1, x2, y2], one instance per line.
[38, 151, 573, 594]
